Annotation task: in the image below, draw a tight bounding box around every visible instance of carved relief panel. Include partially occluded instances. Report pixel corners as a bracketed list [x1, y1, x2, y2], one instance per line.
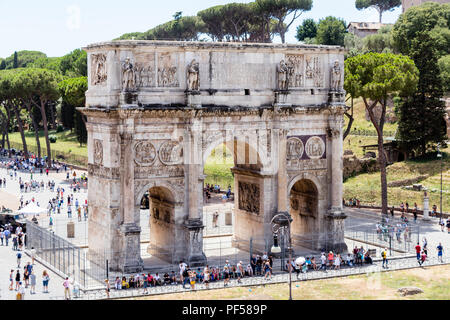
[305, 55, 324, 88]
[93, 139, 103, 165]
[286, 135, 326, 169]
[134, 141, 157, 166]
[157, 53, 179, 87]
[286, 54, 304, 88]
[286, 137, 304, 160]
[91, 53, 107, 86]
[159, 141, 183, 165]
[305, 136, 326, 160]
[330, 60, 342, 92]
[238, 181, 260, 214]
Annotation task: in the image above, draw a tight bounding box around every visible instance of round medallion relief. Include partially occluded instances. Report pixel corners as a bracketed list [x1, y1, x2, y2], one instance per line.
[286, 137, 304, 160]
[159, 141, 183, 165]
[134, 141, 157, 166]
[305, 136, 325, 159]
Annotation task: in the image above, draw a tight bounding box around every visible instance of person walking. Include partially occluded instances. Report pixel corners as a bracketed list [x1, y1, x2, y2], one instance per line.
[422, 237, 428, 256]
[418, 251, 427, 266]
[0, 229, 4, 245]
[29, 271, 36, 294]
[334, 254, 341, 270]
[212, 211, 219, 228]
[16, 250, 22, 268]
[320, 252, 327, 271]
[9, 269, 14, 291]
[203, 266, 210, 289]
[439, 219, 445, 232]
[437, 243, 444, 263]
[42, 270, 50, 293]
[12, 235, 18, 251]
[17, 282, 25, 300]
[223, 265, 230, 286]
[381, 248, 388, 269]
[263, 260, 272, 280]
[327, 251, 334, 268]
[236, 261, 244, 284]
[63, 277, 71, 300]
[15, 270, 21, 291]
[446, 219, 450, 234]
[142, 274, 148, 294]
[4, 228, 10, 246]
[105, 279, 111, 299]
[415, 243, 421, 261]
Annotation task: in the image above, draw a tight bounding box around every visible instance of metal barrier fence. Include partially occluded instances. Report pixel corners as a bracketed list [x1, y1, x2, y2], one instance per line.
[345, 218, 420, 256]
[349, 129, 396, 138]
[50, 256, 449, 300]
[27, 209, 420, 290]
[26, 222, 105, 290]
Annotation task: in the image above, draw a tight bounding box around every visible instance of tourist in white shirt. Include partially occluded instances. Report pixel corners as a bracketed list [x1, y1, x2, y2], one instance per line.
[334, 254, 341, 270]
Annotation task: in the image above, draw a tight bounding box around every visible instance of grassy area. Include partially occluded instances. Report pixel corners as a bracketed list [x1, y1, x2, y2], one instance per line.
[343, 98, 398, 157]
[131, 265, 450, 300]
[345, 98, 398, 135]
[8, 129, 87, 157]
[344, 154, 450, 209]
[204, 145, 235, 191]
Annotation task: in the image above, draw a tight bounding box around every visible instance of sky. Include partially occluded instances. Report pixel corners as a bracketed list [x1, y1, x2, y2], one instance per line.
[0, 0, 402, 58]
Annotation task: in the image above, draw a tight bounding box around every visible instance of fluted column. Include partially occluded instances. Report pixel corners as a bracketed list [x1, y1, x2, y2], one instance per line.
[329, 126, 344, 214]
[277, 129, 288, 212]
[184, 123, 206, 266]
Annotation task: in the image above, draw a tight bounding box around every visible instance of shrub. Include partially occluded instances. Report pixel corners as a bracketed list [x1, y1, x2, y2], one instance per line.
[56, 125, 64, 133]
[49, 135, 57, 143]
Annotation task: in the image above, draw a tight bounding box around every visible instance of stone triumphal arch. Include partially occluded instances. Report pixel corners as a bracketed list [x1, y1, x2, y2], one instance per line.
[82, 41, 347, 272]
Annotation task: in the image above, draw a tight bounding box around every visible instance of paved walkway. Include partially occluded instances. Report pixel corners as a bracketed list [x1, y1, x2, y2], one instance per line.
[0, 243, 68, 300]
[52, 255, 449, 300]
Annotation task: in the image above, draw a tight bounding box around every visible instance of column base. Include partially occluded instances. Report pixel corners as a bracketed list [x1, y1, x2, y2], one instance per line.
[119, 223, 144, 273]
[325, 209, 348, 254]
[185, 219, 207, 267]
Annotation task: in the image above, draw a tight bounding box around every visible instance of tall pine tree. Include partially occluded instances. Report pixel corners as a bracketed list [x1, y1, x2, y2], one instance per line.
[393, 2, 449, 156]
[13, 52, 18, 69]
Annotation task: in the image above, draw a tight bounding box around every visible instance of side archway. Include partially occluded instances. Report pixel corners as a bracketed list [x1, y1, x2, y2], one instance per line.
[288, 175, 323, 250]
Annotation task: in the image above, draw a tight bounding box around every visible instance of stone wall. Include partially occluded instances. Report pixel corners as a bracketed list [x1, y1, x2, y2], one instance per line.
[343, 151, 379, 179]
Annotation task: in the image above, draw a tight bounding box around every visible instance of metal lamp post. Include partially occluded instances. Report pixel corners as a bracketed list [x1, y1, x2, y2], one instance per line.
[437, 145, 443, 224]
[270, 212, 293, 301]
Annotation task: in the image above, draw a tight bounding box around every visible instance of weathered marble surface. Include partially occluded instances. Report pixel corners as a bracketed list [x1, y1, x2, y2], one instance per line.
[82, 41, 347, 272]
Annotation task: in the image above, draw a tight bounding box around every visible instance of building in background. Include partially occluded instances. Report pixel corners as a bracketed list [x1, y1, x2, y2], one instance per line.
[347, 22, 393, 38]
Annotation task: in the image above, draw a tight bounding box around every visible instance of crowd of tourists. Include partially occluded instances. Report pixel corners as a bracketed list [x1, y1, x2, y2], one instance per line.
[204, 184, 232, 203]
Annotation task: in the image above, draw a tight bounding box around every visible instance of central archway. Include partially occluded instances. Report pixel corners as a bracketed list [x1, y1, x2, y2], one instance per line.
[202, 135, 272, 253]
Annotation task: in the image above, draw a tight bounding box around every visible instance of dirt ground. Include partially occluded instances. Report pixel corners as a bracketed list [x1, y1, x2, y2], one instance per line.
[130, 265, 450, 300]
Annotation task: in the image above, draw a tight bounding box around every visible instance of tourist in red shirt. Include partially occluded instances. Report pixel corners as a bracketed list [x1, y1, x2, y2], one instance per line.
[415, 243, 421, 260]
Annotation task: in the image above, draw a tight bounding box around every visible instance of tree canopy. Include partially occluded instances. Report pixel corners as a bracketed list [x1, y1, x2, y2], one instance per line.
[355, 0, 401, 23]
[2, 51, 47, 70]
[296, 18, 317, 41]
[345, 52, 419, 214]
[315, 16, 347, 46]
[392, 2, 449, 155]
[255, 0, 313, 43]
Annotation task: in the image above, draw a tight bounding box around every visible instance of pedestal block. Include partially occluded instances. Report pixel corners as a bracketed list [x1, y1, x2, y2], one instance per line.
[325, 209, 348, 253]
[119, 223, 144, 273]
[185, 219, 207, 267]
